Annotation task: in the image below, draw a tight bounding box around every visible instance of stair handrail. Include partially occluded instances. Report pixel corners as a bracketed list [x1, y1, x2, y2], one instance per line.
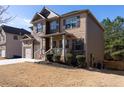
[44, 48, 53, 55]
[34, 48, 43, 55]
[34, 48, 53, 59]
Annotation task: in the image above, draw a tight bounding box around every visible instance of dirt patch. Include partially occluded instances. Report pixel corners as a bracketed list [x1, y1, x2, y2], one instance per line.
[0, 62, 124, 87]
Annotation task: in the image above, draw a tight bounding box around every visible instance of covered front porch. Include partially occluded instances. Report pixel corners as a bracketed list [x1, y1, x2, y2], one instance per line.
[39, 32, 69, 61]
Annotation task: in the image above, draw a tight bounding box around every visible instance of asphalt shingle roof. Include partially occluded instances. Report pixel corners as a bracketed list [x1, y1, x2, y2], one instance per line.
[1, 25, 30, 35]
[61, 10, 89, 17]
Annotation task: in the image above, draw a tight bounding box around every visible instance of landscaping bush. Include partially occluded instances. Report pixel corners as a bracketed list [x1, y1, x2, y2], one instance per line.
[46, 53, 53, 62]
[76, 55, 86, 68]
[65, 53, 73, 65]
[53, 54, 61, 62]
[111, 50, 124, 61]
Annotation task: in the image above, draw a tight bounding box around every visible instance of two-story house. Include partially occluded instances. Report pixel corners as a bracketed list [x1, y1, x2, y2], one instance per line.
[22, 7, 104, 67]
[0, 25, 30, 58]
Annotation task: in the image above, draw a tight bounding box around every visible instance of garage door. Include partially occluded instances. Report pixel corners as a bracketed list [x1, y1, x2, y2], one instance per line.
[0, 50, 6, 57]
[25, 48, 32, 58]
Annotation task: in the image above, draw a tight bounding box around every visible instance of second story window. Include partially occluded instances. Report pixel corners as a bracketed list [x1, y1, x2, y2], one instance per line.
[50, 21, 59, 33]
[72, 39, 84, 51]
[34, 23, 43, 33]
[63, 16, 80, 29]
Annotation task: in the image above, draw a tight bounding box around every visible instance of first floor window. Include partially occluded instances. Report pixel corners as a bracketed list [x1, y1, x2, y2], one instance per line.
[53, 41, 57, 48]
[66, 40, 69, 48]
[72, 39, 84, 51]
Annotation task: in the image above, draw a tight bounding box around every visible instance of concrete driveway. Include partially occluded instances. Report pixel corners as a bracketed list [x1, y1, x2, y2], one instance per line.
[0, 58, 41, 65]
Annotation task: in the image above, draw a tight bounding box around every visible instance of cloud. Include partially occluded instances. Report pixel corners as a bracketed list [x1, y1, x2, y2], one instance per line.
[23, 18, 31, 25]
[6, 16, 32, 31]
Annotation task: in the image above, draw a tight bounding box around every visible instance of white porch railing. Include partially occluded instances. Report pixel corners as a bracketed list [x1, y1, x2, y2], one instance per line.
[34, 47, 64, 61]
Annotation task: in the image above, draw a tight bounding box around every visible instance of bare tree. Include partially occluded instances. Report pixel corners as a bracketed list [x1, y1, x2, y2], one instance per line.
[0, 6, 13, 24]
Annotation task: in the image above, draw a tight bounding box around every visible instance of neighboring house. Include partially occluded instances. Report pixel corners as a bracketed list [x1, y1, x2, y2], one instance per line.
[0, 25, 30, 58]
[22, 7, 104, 67]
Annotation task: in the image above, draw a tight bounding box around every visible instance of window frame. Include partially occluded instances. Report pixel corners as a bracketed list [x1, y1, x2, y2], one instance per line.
[63, 16, 80, 30]
[66, 40, 70, 48]
[72, 39, 84, 51]
[53, 41, 57, 48]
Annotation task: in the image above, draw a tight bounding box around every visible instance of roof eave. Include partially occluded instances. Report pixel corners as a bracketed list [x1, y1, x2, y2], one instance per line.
[30, 13, 46, 24]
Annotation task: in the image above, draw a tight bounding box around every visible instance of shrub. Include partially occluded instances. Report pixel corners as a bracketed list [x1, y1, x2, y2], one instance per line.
[46, 53, 53, 62]
[65, 53, 73, 65]
[76, 55, 86, 68]
[53, 54, 61, 62]
[111, 50, 124, 61]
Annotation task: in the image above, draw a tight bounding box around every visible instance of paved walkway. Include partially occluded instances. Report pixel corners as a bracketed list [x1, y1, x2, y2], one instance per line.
[0, 58, 42, 65]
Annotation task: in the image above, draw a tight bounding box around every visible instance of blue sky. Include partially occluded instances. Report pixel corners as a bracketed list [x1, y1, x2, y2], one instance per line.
[5, 5, 124, 31]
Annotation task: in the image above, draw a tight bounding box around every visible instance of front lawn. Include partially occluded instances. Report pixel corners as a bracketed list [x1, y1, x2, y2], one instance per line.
[0, 62, 124, 87]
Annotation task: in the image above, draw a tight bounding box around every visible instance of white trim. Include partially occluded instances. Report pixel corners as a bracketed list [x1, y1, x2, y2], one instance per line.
[30, 13, 46, 23]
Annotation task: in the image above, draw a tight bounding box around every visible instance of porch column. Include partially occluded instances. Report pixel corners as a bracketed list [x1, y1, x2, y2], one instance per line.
[50, 36, 53, 49]
[40, 38, 43, 54]
[62, 35, 65, 62]
[41, 38, 44, 53]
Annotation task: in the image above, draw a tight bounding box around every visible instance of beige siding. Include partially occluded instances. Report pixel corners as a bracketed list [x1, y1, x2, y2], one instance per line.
[86, 15, 104, 65]
[6, 33, 22, 58]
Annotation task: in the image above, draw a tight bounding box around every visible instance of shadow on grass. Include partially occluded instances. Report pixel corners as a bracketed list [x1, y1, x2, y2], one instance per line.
[87, 68, 124, 76]
[35, 61, 79, 69]
[35, 61, 124, 76]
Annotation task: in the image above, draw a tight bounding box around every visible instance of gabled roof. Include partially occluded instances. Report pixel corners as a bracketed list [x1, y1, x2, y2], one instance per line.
[40, 7, 60, 19]
[22, 34, 34, 40]
[30, 12, 45, 23]
[31, 6, 60, 23]
[1, 25, 31, 35]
